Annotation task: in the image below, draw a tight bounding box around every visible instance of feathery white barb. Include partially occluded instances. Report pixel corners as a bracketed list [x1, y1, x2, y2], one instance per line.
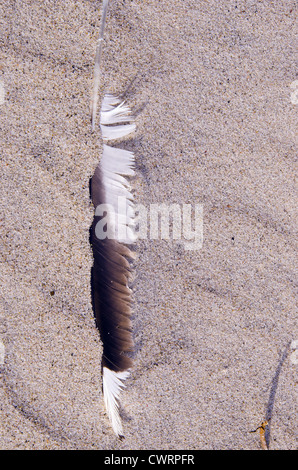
[102, 367, 130, 438]
[99, 95, 136, 244]
[100, 95, 136, 141]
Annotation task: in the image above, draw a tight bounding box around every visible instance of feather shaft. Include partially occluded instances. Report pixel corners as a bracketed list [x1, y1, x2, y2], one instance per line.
[91, 0, 110, 131]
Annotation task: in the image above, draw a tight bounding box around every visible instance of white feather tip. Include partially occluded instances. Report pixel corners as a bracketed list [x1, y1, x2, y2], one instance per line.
[102, 367, 130, 437]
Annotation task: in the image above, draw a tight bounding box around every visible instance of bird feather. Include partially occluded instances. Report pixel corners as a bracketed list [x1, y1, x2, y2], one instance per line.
[90, 0, 137, 438]
[90, 93, 136, 438]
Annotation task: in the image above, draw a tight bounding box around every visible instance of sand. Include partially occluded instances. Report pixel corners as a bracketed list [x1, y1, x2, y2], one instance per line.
[0, 0, 297, 450]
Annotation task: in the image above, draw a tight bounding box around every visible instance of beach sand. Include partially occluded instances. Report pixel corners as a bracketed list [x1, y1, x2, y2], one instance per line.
[0, 0, 297, 450]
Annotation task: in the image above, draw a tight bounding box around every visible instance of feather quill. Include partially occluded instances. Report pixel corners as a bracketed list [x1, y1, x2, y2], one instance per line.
[91, 0, 109, 131]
